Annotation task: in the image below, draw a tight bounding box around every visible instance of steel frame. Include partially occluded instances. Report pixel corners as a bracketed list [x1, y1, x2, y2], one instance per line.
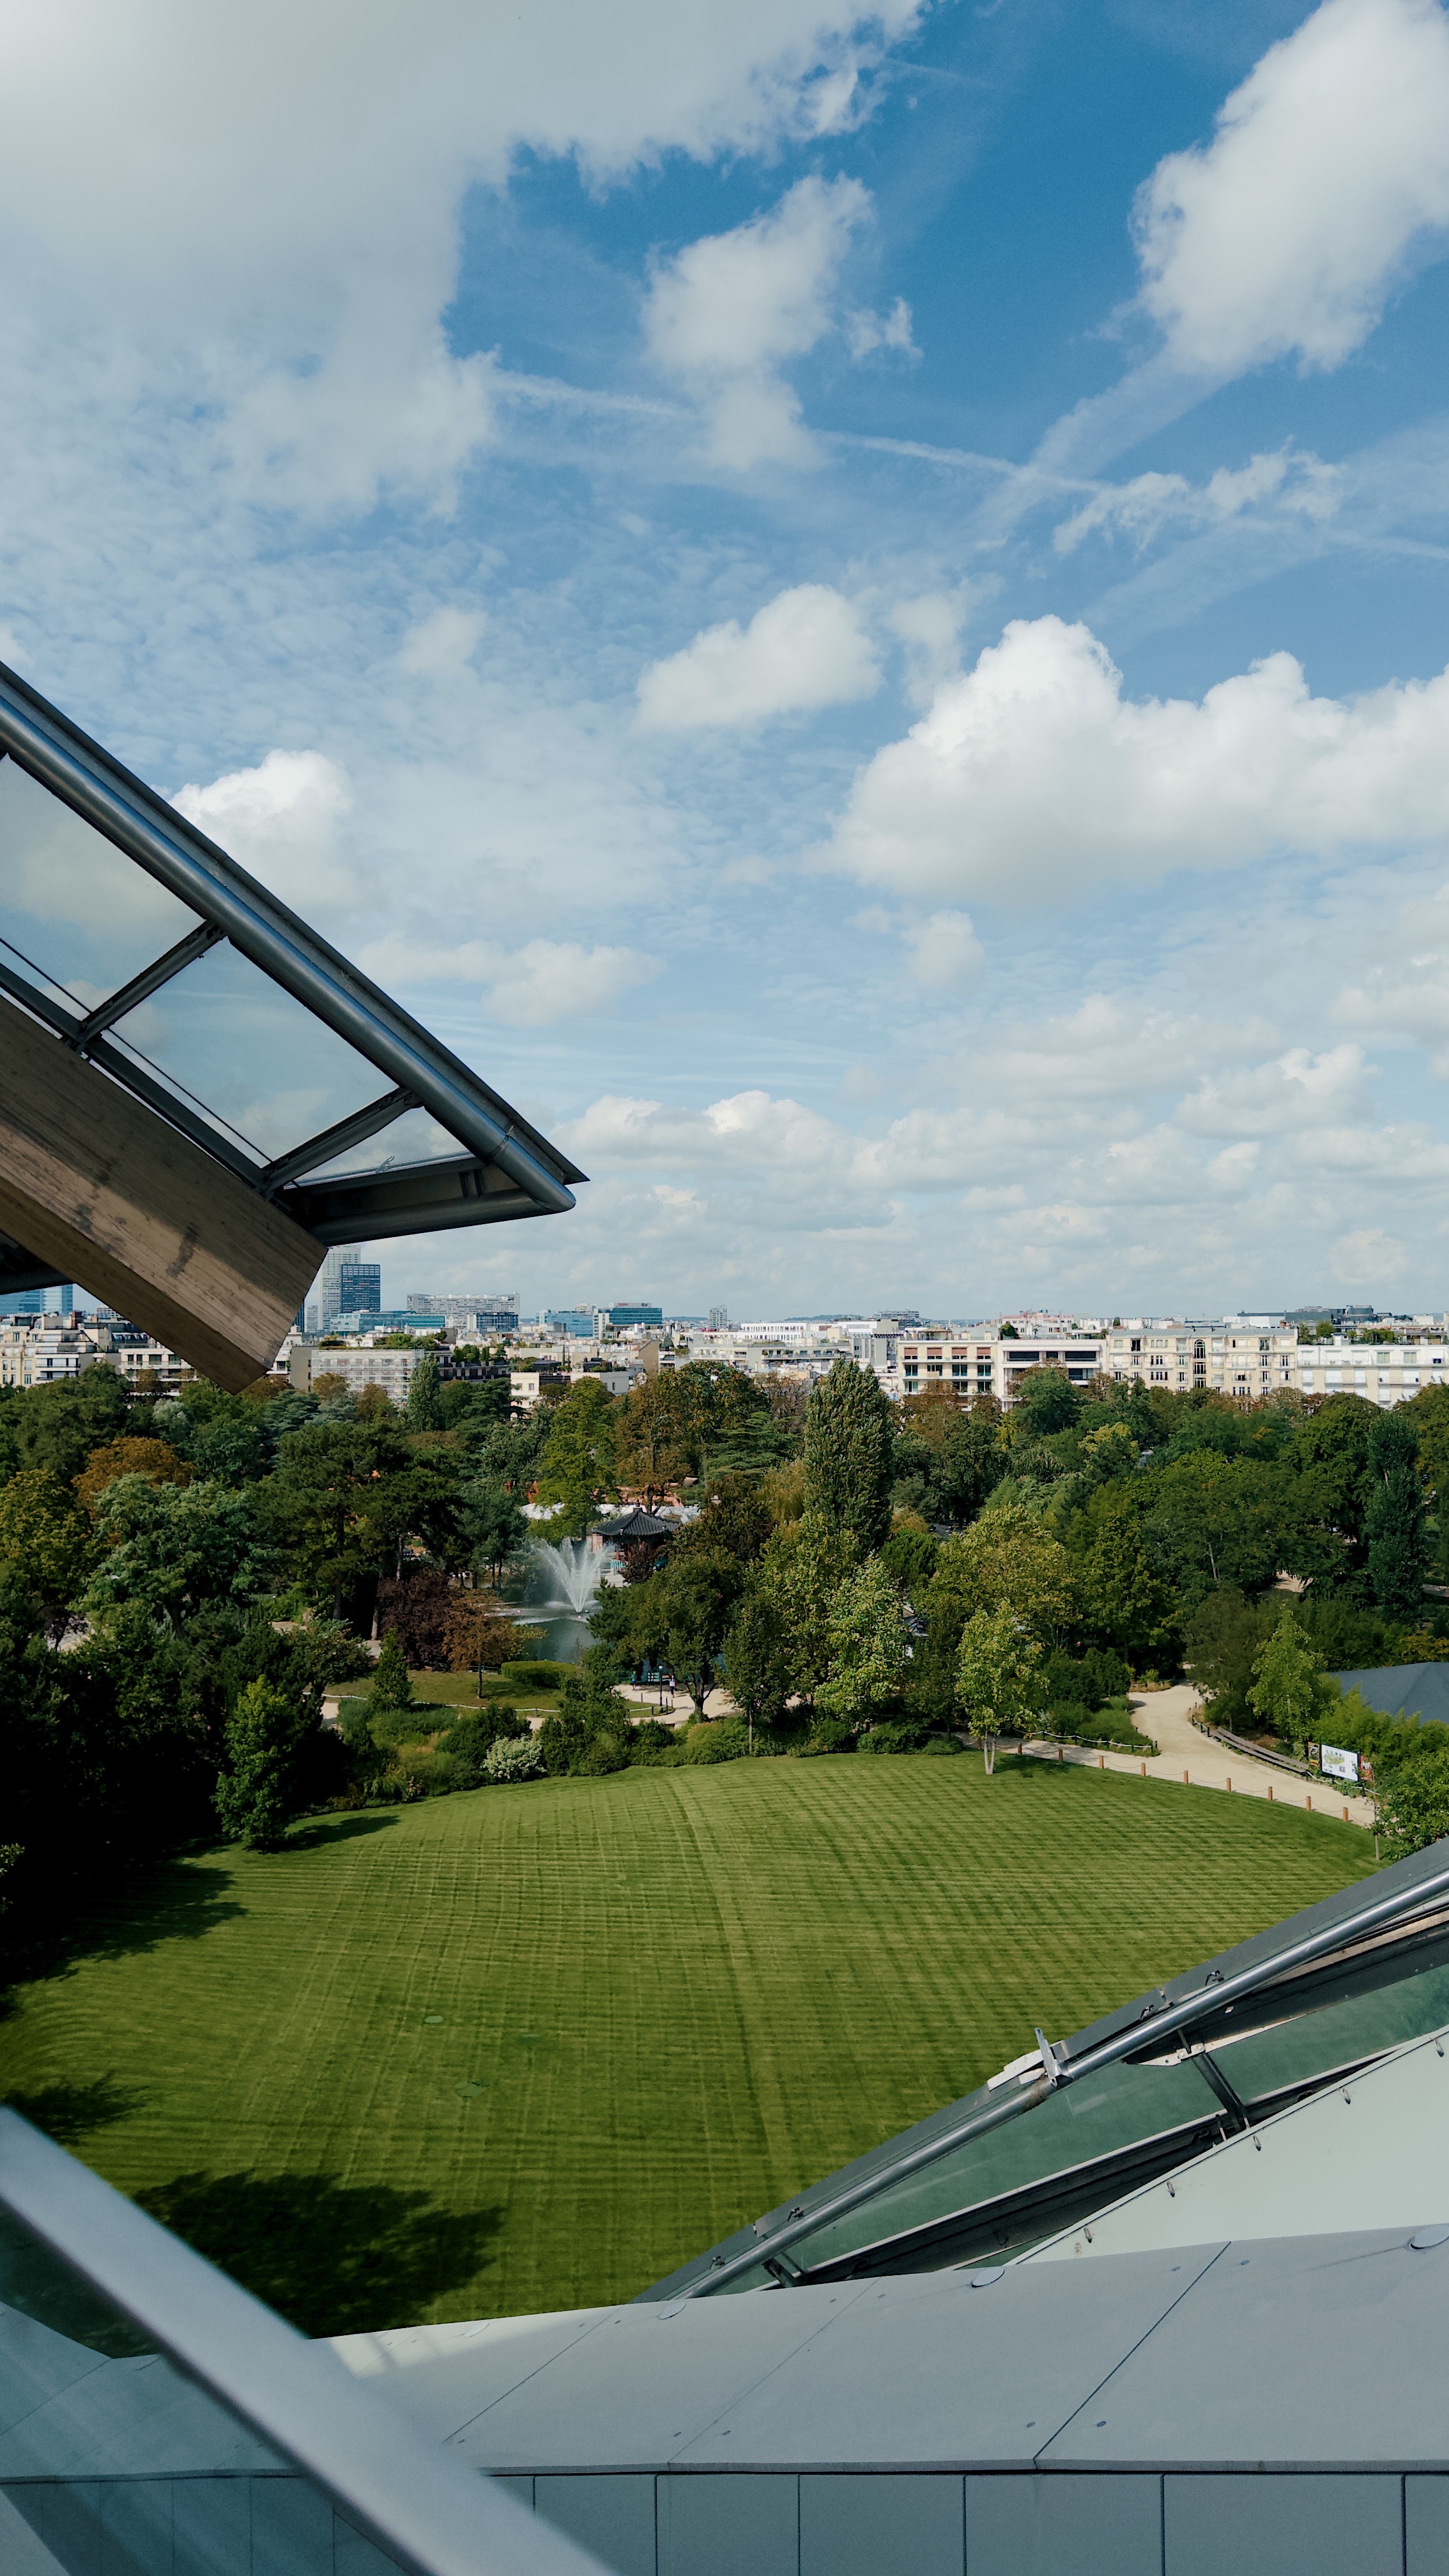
[0, 655, 585, 1274]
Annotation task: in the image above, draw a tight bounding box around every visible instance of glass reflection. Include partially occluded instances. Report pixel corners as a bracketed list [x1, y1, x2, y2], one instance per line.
[788, 2057, 1220, 2273]
[298, 1106, 470, 1179]
[109, 944, 393, 1163]
[0, 759, 200, 1011]
[0, 2212, 406, 2575]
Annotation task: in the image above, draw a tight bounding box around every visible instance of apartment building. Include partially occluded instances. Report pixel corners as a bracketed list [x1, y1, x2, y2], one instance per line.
[289, 1345, 428, 1403]
[0, 1315, 194, 1391]
[1101, 1323, 1297, 1399]
[893, 1328, 1108, 1406]
[1295, 1338, 1448, 1406]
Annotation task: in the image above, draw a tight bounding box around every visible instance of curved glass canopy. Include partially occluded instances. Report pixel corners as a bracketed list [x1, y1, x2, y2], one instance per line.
[0, 659, 585, 1364]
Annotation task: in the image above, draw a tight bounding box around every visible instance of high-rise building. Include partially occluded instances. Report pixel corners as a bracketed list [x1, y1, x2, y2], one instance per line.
[607, 1302, 663, 1331]
[1, 1284, 79, 1315]
[318, 1248, 381, 1328]
[546, 1308, 595, 1337]
[407, 1291, 519, 1331]
[709, 1306, 729, 1330]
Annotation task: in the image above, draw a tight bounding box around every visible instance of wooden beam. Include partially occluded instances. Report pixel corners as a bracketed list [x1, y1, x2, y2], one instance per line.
[0, 999, 325, 1391]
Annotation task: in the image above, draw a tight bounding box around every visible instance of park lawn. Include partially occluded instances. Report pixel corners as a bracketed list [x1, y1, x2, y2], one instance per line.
[334, 1668, 565, 1734]
[3, 1758, 1374, 2338]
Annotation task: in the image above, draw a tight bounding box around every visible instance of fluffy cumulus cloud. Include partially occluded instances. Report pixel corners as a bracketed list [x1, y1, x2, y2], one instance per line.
[636, 583, 878, 728]
[173, 749, 357, 910]
[829, 615, 1449, 903]
[643, 175, 874, 468]
[1135, 0, 1449, 376]
[0, 1, 918, 508]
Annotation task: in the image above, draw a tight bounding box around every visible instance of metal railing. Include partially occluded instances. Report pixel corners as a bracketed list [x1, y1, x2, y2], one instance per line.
[0, 2110, 608, 2576]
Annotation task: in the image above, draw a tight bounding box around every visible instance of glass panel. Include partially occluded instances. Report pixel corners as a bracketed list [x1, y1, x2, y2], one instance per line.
[1211, 1959, 1449, 2106]
[788, 2057, 1220, 2273]
[296, 1105, 470, 1181]
[0, 2217, 408, 2574]
[109, 944, 392, 1163]
[0, 758, 201, 1010]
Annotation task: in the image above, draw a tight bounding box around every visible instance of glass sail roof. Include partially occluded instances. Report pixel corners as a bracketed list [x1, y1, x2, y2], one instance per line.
[643, 1837, 1449, 2300]
[0, 654, 585, 1290]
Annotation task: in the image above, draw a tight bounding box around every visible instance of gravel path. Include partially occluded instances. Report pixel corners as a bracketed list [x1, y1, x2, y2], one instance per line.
[1023, 1681, 1376, 1829]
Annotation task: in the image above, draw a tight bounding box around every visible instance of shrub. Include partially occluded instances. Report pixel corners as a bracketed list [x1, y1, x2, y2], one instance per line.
[440, 1705, 526, 1784]
[682, 1718, 749, 1764]
[1375, 1748, 1449, 1859]
[501, 1659, 572, 1692]
[802, 1717, 856, 1756]
[484, 1734, 542, 1783]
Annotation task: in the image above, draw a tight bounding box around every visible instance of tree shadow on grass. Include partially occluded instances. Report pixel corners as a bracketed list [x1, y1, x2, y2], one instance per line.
[135, 2172, 503, 2338]
[2, 1859, 247, 2000]
[1, 2074, 148, 2146]
[286, 1811, 399, 1852]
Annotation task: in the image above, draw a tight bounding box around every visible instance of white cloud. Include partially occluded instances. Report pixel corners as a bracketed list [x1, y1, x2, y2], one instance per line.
[1333, 1225, 1411, 1285]
[361, 935, 662, 1025]
[843, 295, 917, 358]
[0, 3, 918, 509]
[398, 607, 488, 677]
[1337, 940, 1449, 1072]
[643, 175, 872, 468]
[636, 583, 878, 728]
[1135, 0, 1449, 376]
[1054, 446, 1340, 554]
[173, 749, 357, 910]
[886, 591, 968, 708]
[901, 910, 983, 990]
[829, 615, 1449, 903]
[1175, 1043, 1373, 1138]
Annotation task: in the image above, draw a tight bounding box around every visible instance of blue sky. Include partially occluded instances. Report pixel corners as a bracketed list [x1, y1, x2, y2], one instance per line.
[5, 0, 1449, 1319]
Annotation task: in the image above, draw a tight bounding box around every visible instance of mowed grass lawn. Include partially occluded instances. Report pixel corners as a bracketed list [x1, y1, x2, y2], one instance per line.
[3, 1758, 1374, 2334]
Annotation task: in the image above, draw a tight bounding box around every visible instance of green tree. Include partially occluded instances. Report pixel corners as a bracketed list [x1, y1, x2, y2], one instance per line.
[1147, 1452, 1298, 1604]
[956, 1603, 1044, 1773]
[533, 1379, 618, 1537]
[370, 1630, 413, 1715]
[1365, 1411, 1427, 1618]
[1375, 1749, 1449, 1860]
[1069, 1485, 1179, 1669]
[892, 1388, 1004, 1528]
[879, 1522, 939, 1595]
[84, 1478, 261, 1630]
[1183, 1589, 1278, 1731]
[749, 1518, 858, 1715]
[677, 1471, 774, 1567]
[457, 1474, 528, 1583]
[723, 1582, 793, 1742]
[1288, 1395, 1379, 1593]
[817, 1558, 911, 1726]
[1009, 1367, 1082, 1438]
[214, 1679, 316, 1851]
[803, 1360, 894, 1554]
[614, 1374, 691, 1505]
[406, 1352, 445, 1430]
[1246, 1610, 1337, 1743]
[0, 1466, 93, 1637]
[258, 1418, 461, 1629]
[928, 1501, 1075, 1649]
[625, 1546, 746, 1715]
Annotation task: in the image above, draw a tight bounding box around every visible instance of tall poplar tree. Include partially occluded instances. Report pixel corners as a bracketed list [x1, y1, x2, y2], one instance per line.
[802, 1360, 894, 1554]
